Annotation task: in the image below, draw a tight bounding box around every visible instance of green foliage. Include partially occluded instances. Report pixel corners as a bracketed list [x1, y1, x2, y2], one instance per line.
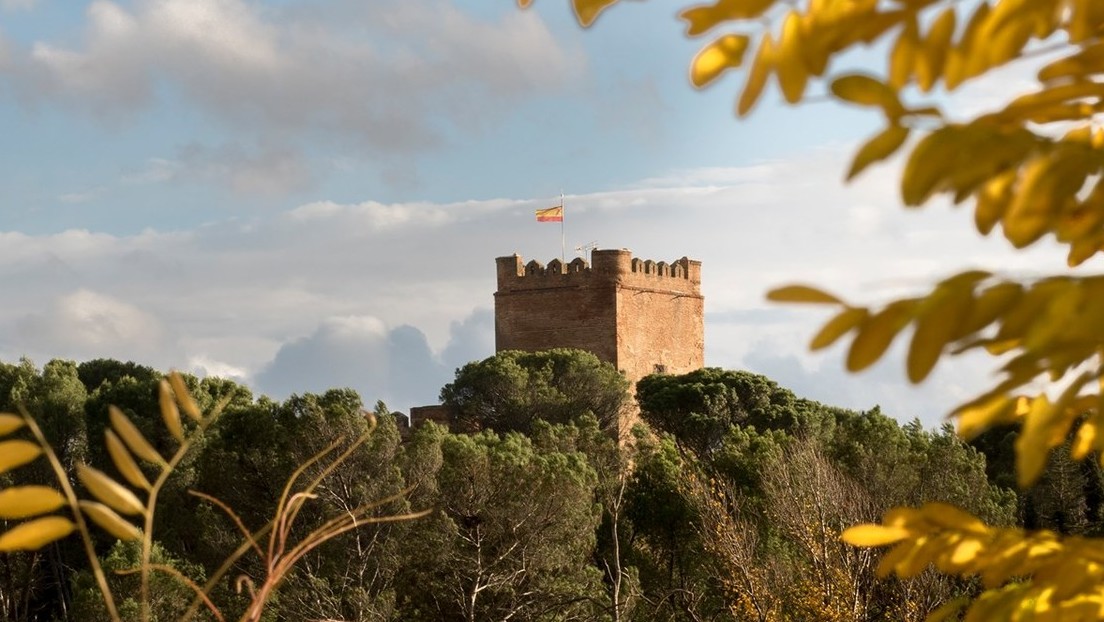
[70, 540, 209, 622]
[633, 368, 1017, 620]
[0, 355, 1054, 621]
[0, 362, 428, 622]
[636, 367, 815, 456]
[441, 348, 630, 435]
[399, 425, 606, 621]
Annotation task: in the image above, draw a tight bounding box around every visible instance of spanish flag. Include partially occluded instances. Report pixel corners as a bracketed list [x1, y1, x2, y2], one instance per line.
[535, 205, 563, 222]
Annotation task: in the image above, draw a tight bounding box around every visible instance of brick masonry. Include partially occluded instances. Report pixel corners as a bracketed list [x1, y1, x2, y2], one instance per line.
[494, 248, 704, 433]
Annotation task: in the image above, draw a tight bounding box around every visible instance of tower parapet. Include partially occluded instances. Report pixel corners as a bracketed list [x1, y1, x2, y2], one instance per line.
[495, 250, 701, 296]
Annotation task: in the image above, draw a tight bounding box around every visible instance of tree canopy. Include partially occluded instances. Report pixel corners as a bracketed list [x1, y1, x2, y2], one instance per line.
[0, 357, 1035, 621]
[440, 348, 630, 435]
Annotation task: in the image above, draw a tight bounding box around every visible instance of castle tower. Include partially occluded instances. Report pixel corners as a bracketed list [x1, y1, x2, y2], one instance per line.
[494, 249, 704, 427]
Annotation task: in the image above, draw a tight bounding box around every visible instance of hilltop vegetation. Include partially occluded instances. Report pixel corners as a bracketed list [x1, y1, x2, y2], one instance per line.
[0, 352, 1091, 620]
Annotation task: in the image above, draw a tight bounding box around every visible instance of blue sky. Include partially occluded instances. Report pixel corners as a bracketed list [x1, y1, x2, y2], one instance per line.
[0, 0, 1073, 425]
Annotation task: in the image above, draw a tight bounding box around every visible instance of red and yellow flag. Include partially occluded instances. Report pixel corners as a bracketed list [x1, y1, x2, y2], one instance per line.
[535, 205, 563, 222]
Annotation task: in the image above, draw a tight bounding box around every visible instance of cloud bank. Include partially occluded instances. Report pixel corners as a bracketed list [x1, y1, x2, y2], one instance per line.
[4, 0, 579, 152]
[0, 146, 1080, 421]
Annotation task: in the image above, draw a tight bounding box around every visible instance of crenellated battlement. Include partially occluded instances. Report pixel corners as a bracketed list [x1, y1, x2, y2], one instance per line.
[496, 249, 701, 294]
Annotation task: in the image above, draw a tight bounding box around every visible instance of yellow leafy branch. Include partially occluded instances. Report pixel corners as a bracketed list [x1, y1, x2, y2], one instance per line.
[844, 502, 1104, 621]
[770, 273, 1104, 487]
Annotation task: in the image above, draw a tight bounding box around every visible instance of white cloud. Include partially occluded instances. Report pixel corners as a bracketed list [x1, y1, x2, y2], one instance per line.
[635, 165, 777, 188]
[187, 354, 249, 383]
[174, 142, 314, 196]
[6, 0, 581, 152]
[285, 200, 452, 232]
[254, 316, 450, 411]
[15, 289, 170, 362]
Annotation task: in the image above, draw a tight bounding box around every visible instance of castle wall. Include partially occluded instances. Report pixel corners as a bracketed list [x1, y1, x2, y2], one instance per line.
[494, 247, 704, 393]
[494, 255, 618, 361]
[615, 282, 704, 384]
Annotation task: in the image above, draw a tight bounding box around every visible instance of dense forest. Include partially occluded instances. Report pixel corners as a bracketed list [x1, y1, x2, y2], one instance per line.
[0, 351, 1095, 621]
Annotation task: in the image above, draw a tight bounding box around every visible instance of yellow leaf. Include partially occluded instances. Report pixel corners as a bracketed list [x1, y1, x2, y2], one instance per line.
[883, 506, 926, 528]
[1056, 201, 1104, 243]
[982, 338, 1020, 356]
[680, 0, 776, 36]
[974, 170, 1018, 236]
[766, 284, 841, 304]
[930, 532, 965, 573]
[895, 534, 941, 578]
[810, 307, 868, 350]
[169, 372, 202, 422]
[945, 2, 990, 89]
[775, 11, 807, 103]
[572, 0, 618, 27]
[830, 74, 901, 112]
[1002, 83, 1104, 120]
[0, 413, 23, 436]
[958, 282, 1022, 336]
[980, 538, 1031, 588]
[737, 34, 775, 116]
[888, 18, 918, 88]
[915, 7, 955, 92]
[997, 279, 1069, 341]
[1015, 396, 1055, 488]
[947, 538, 984, 567]
[1047, 556, 1102, 601]
[0, 440, 42, 475]
[0, 516, 75, 552]
[853, 10, 908, 46]
[841, 524, 912, 547]
[1069, 0, 1104, 43]
[109, 405, 165, 466]
[159, 379, 184, 443]
[690, 34, 749, 88]
[984, 11, 1033, 68]
[79, 501, 141, 542]
[877, 540, 913, 578]
[846, 300, 915, 372]
[105, 430, 152, 492]
[848, 125, 909, 180]
[1063, 125, 1095, 145]
[1073, 418, 1098, 461]
[517, 0, 533, 6]
[907, 285, 972, 383]
[1002, 154, 1084, 248]
[940, 129, 1032, 205]
[77, 464, 145, 516]
[920, 502, 988, 535]
[1022, 281, 1084, 351]
[901, 127, 959, 206]
[1068, 235, 1104, 267]
[954, 393, 1013, 440]
[0, 486, 66, 519]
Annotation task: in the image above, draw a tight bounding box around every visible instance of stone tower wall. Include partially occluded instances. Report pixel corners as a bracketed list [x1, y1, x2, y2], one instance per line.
[494, 247, 704, 393]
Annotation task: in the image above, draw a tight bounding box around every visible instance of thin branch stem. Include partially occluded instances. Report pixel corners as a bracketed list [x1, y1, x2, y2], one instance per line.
[116, 564, 226, 622]
[20, 407, 121, 621]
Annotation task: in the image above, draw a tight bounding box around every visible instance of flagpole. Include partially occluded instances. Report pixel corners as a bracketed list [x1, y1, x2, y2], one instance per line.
[560, 191, 566, 264]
